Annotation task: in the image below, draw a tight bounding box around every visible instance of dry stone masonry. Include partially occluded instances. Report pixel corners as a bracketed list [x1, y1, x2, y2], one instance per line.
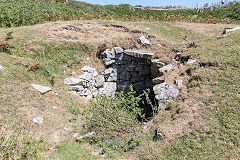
[64, 44, 198, 110]
[99, 47, 154, 93]
[64, 48, 155, 99]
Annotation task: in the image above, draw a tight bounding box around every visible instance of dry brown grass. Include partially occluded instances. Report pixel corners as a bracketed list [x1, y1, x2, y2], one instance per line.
[173, 22, 239, 37]
[0, 20, 239, 159]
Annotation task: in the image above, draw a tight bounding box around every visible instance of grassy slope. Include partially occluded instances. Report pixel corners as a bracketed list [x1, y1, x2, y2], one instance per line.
[0, 0, 239, 28]
[125, 22, 240, 159]
[0, 26, 94, 159]
[161, 27, 240, 160]
[0, 21, 239, 159]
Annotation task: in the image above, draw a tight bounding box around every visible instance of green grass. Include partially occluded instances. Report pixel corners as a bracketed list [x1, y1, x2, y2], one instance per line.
[133, 24, 240, 159]
[85, 86, 146, 154]
[0, 20, 239, 159]
[51, 140, 101, 160]
[0, 27, 92, 159]
[0, 123, 47, 160]
[0, 0, 239, 28]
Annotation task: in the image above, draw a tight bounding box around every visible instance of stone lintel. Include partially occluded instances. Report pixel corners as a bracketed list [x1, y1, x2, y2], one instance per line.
[124, 49, 154, 60]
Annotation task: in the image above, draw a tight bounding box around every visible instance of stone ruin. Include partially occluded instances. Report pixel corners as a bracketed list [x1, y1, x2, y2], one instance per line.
[64, 47, 182, 110]
[99, 47, 154, 93]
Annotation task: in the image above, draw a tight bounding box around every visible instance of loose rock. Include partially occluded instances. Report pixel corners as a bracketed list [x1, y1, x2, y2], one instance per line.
[113, 47, 124, 54]
[187, 59, 197, 64]
[223, 27, 240, 34]
[31, 84, 52, 95]
[175, 80, 183, 88]
[33, 116, 44, 124]
[153, 83, 179, 101]
[53, 106, 58, 109]
[159, 64, 175, 75]
[0, 65, 4, 70]
[187, 42, 198, 48]
[138, 36, 150, 46]
[75, 132, 96, 141]
[64, 77, 83, 86]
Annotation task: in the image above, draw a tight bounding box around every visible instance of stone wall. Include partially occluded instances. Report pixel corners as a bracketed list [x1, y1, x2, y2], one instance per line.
[64, 46, 182, 110]
[100, 47, 154, 93]
[64, 47, 155, 99]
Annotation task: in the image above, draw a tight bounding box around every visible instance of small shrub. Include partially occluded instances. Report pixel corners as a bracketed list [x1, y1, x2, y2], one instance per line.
[67, 105, 81, 115]
[85, 86, 149, 153]
[0, 42, 11, 53]
[5, 32, 14, 41]
[49, 73, 56, 86]
[0, 32, 14, 54]
[27, 60, 39, 71]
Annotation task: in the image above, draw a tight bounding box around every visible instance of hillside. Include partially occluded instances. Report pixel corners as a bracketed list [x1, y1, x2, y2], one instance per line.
[0, 0, 239, 28]
[0, 19, 239, 159]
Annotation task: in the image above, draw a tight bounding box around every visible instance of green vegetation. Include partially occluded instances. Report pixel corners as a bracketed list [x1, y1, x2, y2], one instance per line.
[85, 86, 148, 154]
[67, 104, 81, 115]
[211, 1, 240, 20]
[0, 0, 239, 28]
[0, 28, 92, 159]
[0, 1, 239, 157]
[52, 140, 100, 160]
[164, 29, 239, 159]
[11, 40, 91, 80]
[129, 22, 239, 159]
[0, 126, 46, 159]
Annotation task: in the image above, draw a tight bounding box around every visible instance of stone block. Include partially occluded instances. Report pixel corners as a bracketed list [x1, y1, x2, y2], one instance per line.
[103, 82, 117, 96]
[31, 84, 52, 95]
[126, 65, 135, 72]
[64, 77, 84, 86]
[124, 50, 154, 60]
[70, 85, 84, 91]
[159, 64, 174, 74]
[113, 47, 124, 54]
[153, 83, 179, 101]
[95, 75, 104, 87]
[79, 72, 92, 81]
[133, 82, 145, 91]
[138, 36, 150, 46]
